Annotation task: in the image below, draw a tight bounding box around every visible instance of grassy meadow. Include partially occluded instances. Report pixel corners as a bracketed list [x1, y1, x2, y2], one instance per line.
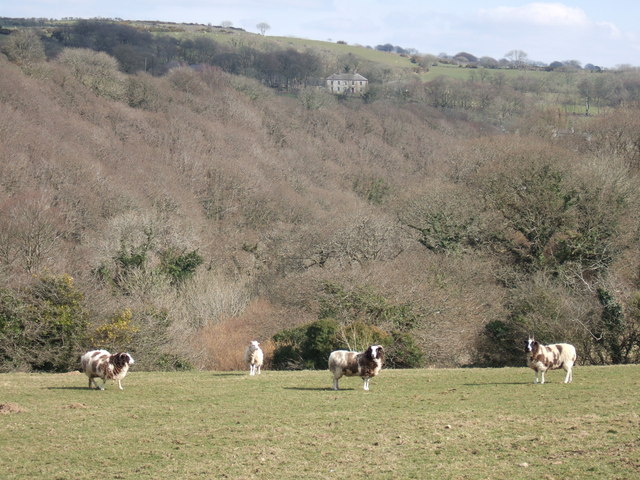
[1, 366, 639, 479]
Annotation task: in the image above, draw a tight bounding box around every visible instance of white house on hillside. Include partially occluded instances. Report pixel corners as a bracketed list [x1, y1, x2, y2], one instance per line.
[326, 73, 368, 95]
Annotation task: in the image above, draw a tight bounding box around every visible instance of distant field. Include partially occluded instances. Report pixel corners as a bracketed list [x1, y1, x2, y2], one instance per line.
[1, 366, 638, 479]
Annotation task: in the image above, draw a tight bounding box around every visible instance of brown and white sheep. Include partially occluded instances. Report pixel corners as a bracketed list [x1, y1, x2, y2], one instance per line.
[328, 345, 384, 391]
[245, 340, 264, 375]
[525, 338, 576, 384]
[80, 349, 134, 390]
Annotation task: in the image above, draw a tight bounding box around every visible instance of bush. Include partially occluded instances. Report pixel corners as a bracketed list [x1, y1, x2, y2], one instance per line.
[0, 274, 89, 372]
[479, 319, 525, 367]
[318, 282, 419, 330]
[2, 30, 45, 67]
[271, 318, 424, 370]
[90, 308, 139, 352]
[272, 318, 338, 369]
[159, 248, 203, 286]
[56, 48, 125, 100]
[125, 73, 160, 110]
[386, 331, 425, 368]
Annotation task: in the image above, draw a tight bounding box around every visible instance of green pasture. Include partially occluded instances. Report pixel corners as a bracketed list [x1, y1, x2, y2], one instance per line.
[1, 366, 638, 479]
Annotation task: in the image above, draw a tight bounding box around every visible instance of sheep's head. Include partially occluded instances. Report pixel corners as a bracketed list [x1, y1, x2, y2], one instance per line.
[367, 345, 384, 361]
[249, 340, 260, 351]
[524, 338, 538, 353]
[113, 352, 134, 367]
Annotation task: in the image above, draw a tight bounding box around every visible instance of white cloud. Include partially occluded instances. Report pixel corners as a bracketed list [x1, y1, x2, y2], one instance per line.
[596, 21, 622, 39]
[479, 2, 590, 28]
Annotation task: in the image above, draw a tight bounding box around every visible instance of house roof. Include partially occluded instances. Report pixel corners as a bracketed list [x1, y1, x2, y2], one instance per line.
[326, 73, 368, 81]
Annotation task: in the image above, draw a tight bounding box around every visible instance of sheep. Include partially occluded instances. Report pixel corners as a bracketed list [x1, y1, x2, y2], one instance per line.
[245, 340, 264, 375]
[80, 349, 134, 390]
[328, 345, 384, 391]
[525, 337, 576, 384]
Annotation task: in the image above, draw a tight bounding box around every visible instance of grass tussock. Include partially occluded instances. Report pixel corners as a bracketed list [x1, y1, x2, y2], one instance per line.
[1, 365, 639, 479]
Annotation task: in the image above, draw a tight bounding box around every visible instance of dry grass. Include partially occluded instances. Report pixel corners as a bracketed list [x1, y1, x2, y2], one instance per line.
[196, 299, 291, 370]
[1, 365, 638, 479]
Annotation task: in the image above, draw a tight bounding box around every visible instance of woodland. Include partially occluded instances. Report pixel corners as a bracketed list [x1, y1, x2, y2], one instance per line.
[1, 19, 640, 372]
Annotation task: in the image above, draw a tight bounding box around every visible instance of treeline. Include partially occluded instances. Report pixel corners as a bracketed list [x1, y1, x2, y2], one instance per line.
[0, 22, 640, 372]
[15, 19, 322, 88]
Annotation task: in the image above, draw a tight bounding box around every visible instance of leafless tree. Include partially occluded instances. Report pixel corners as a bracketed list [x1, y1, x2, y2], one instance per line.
[256, 22, 271, 35]
[504, 49, 528, 68]
[0, 192, 64, 274]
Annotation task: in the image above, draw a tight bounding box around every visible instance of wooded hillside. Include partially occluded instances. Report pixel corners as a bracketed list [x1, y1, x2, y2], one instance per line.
[1, 20, 640, 371]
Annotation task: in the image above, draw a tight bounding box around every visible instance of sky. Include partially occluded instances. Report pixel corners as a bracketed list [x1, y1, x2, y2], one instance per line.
[2, 1, 639, 68]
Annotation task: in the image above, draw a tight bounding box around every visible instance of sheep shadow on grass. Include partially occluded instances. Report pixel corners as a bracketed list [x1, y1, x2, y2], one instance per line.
[46, 386, 93, 390]
[283, 386, 340, 391]
[462, 382, 530, 386]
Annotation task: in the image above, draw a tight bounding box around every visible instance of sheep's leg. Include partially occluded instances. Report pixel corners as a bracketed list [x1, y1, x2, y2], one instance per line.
[256, 365, 261, 375]
[363, 377, 370, 391]
[533, 371, 539, 384]
[332, 377, 339, 390]
[564, 367, 572, 383]
[540, 371, 545, 384]
[249, 364, 255, 376]
[89, 377, 102, 390]
[117, 379, 123, 390]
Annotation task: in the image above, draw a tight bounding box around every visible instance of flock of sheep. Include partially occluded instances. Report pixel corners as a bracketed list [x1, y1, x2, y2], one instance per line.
[80, 337, 576, 391]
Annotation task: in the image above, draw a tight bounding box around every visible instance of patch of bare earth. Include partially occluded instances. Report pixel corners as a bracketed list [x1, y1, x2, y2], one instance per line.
[0, 403, 27, 414]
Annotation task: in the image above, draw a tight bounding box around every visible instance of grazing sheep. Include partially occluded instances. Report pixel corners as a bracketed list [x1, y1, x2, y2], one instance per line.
[245, 340, 264, 375]
[328, 345, 384, 391]
[80, 349, 134, 390]
[525, 337, 576, 384]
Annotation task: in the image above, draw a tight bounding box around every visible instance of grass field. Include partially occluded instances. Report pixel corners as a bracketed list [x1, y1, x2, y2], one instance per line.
[1, 366, 638, 479]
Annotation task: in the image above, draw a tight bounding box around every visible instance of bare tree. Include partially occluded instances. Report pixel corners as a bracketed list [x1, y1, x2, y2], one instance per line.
[256, 22, 271, 35]
[1, 192, 64, 273]
[3, 29, 45, 67]
[504, 49, 528, 68]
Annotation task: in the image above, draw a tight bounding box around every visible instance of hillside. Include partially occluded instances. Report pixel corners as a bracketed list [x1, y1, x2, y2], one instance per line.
[1, 20, 640, 372]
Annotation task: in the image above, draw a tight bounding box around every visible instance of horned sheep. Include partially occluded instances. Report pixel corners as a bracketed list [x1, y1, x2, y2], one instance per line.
[328, 345, 384, 391]
[525, 337, 576, 384]
[80, 349, 134, 390]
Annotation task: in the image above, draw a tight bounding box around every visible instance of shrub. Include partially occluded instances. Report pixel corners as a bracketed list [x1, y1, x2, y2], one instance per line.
[271, 318, 424, 370]
[0, 274, 89, 372]
[125, 73, 160, 110]
[596, 288, 626, 364]
[56, 48, 125, 100]
[479, 319, 525, 367]
[90, 308, 139, 351]
[272, 318, 338, 370]
[123, 307, 185, 371]
[2, 30, 45, 67]
[318, 282, 419, 330]
[386, 331, 425, 368]
[155, 353, 194, 371]
[352, 176, 391, 205]
[159, 248, 203, 286]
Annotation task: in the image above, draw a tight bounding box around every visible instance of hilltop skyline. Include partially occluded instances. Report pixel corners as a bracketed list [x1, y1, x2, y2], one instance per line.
[2, 1, 639, 68]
